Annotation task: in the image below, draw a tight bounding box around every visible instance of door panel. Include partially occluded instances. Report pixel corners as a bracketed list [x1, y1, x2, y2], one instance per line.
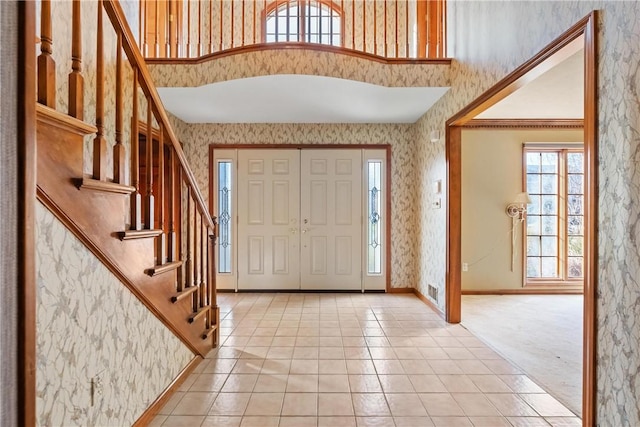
[238, 150, 300, 289]
[300, 150, 362, 290]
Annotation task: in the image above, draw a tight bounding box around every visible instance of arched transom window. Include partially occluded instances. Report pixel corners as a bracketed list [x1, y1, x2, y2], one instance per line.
[264, 0, 342, 46]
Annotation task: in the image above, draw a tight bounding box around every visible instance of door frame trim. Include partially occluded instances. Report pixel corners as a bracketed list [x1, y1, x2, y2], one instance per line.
[444, 12, 597, 423]
[209, 144, 392, 292]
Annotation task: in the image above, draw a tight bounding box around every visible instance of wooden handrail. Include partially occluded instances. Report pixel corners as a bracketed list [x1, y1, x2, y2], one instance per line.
[103, 0, 215, 230]
[140, 0, 447, 60]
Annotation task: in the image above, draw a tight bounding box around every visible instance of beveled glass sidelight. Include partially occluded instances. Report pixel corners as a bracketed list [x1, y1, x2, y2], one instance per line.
[367, 161, 382, 275]
[218, 161, 232, 274]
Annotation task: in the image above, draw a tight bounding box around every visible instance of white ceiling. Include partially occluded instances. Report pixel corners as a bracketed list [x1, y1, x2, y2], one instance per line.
[477, 47, 584, 119]
[158, 75, 450, 124]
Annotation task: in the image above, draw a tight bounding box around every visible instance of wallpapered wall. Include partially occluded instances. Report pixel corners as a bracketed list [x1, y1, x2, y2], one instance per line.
[36, 203, 193, 426]
[168, 120, 419, 289]
[414, 1, 640, 424]
[36, 2, 194, 426]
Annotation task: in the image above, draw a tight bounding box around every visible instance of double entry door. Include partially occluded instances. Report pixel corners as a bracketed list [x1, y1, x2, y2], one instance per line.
[238, 149, 362, 290]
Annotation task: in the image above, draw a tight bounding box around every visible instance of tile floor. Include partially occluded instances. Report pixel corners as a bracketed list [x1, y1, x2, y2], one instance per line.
[150, 293, 580, 427]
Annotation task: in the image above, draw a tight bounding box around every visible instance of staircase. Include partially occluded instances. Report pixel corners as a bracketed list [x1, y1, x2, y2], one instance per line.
[34, 0, 218, 357]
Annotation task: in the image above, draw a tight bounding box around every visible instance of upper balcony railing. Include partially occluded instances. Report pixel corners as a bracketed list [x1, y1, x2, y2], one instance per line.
[140, 0, 447, 61]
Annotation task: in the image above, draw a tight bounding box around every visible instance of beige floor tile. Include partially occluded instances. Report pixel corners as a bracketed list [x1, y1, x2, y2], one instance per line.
[373, 359, 405, 375]
[409, 374, 448, 393]
[506, 417, 552, 426]
[545, 417, 582, 426]
[178, 374, 198, 392]
[394, 416, 435, 426]
[412, 337, 439, 348]
[241, 347, 270, 359]
[393, 347, 425, 360]
[498, 375, 545, 393]
[172, 392, 217, 415]
[320, 337, 344, 347]
[467, 416, 511, 426]
[519, 394, 574, 417]
[203, 359, 237, 374]
[159, 391, 186, 415]
[438, 375, 480, 393]
[254, 374, 288, 392]
[271, 337, 297, 347]
[466, 375, 512, 393]
[296, 336, 321, 346]
[451, 393, 500, 416]
[453, 360, 492, 375]
[429, 360, 464, 375]
[346, 360, 377, 375]
[148, 414, 167, 427]
[282, 393, 319, 416]
[348, 375, 383, 393]
[201, 415, 242, 427]
[355, 416, 395, 427]
[484, 393, 539, 417]
[365, 337, 391, 347]
[221, 374, 258, 393]
[290, 359, 319, 374]
[318, 393, 355, 416]
[429, 416, 473, 426]
[482, 360, 521, 375]
[319, 359, 348, 374]
[342, 337, 367, 347]
[287, 374, 319, 392]
[266, 346, 295, 359]
[208, 393, 251, 416]
[240, 415, 280, 426]
[344, 347, 372, 359]
[161, 415, 206, 426]
[433, 337, 464, 348]
[319, 347, 346, 359]
[261, 359, 292, 375]
[244, 392, 284, 416]
[232, 359, 264, 374]
[280, 416, 319, 426]
[318, 416, 357, 427]
[318, 374, 351, 392]
[293, 346, 320, 359]
[419, 393, 465, 416]
[442, 348, 475, 360]
[378, 375, 415, 393]
[468, 348, 502, 360]
[190, 374, 229, 392]
[352, 393, 391, 416]
[368, 347, 398, 360]
[386, 393, 428, 417]
[420, 348, 451, 360]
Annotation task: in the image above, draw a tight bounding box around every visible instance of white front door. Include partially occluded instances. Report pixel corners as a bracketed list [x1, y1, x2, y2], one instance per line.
[300, 150, 362, 290]
[237, 149, 300, 290]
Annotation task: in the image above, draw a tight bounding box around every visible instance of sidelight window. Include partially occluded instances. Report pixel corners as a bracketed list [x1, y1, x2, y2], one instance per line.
[217, 161, 232, 274]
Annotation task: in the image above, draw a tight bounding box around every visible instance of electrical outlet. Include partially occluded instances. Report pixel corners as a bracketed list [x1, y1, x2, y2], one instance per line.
[462, 263, 469, 272]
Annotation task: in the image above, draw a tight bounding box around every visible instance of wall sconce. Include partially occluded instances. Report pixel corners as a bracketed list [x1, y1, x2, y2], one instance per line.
[430, 130, 441, 143]
[506, 192, 532, 221]
[506, 192, 531, 271]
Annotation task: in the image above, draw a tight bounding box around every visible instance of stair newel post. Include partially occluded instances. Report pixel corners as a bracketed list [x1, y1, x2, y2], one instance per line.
[130, 68, 142, 230]
[93, 0, 108, 181]
[145, 99, 155, 229]
[68, 0, 83, 119]
[38, 0, 56, 107]
[156, 124, 167, 265]
[113, 32, 126, 184]
[209, 219, 219, 346]
[168, 148, 177, 262]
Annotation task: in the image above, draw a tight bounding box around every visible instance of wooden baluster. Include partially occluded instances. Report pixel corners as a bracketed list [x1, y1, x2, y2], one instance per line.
[185, 186, 193, 289]
[351, 0, 355, 51]
[187, 0, 192, 57]
[154, 0, 160, 56]
[169, 0, 177, 57]
[176, 170, 185, 292]
[156, 125, 166, 265]
[38, 0, 56, 107]
[417, 0, 427, 58]
[395, 0, 399, 57]
[113, 33, 126, 184]
[241, 0, 245, 46]
[130, 69, 142, 230]
[252, 0, 256, 44]
[198, 0, 202, 56]
[405, 0, 409, 58]
[219, 0, 224, 51]
[373, 0, 377, 55]
[230, 0, 235, 48]
[362, 0, 366, 52]
[209, 0, 214, 54]
[200, 215, 206, 310]
[209, 221, 218, 344]
[384, 0, 387, 57]
[145, 100, 154, 229]
[192, 203, 200, 310]
[93, 0, 108, 181]
[141, 0, 148, 56]
[165, 0, 171, 56]
[168, 149, 177, 261]
[68, 0, 83, 119]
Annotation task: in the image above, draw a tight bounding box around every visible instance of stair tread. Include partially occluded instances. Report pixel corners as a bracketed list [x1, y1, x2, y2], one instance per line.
[189, 305, 211, 323]
[79, 177, 135, 194]
[170, 285, 198, 303]
[119, 228, 163, 240]
[147, 260, 183, 276]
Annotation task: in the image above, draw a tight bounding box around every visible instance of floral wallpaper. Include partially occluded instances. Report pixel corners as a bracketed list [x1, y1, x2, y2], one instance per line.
[35, 202, 193, 426]
[167, 120, 418, 289]
[413, 1, 640, 425]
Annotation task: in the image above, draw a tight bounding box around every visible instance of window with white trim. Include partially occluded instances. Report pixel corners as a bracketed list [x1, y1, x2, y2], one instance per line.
[264, 0, 341, 46]
[525, 146, 584, 283]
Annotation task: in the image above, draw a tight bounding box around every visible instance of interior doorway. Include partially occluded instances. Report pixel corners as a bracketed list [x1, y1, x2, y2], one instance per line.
[444, 12, 598, 424]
